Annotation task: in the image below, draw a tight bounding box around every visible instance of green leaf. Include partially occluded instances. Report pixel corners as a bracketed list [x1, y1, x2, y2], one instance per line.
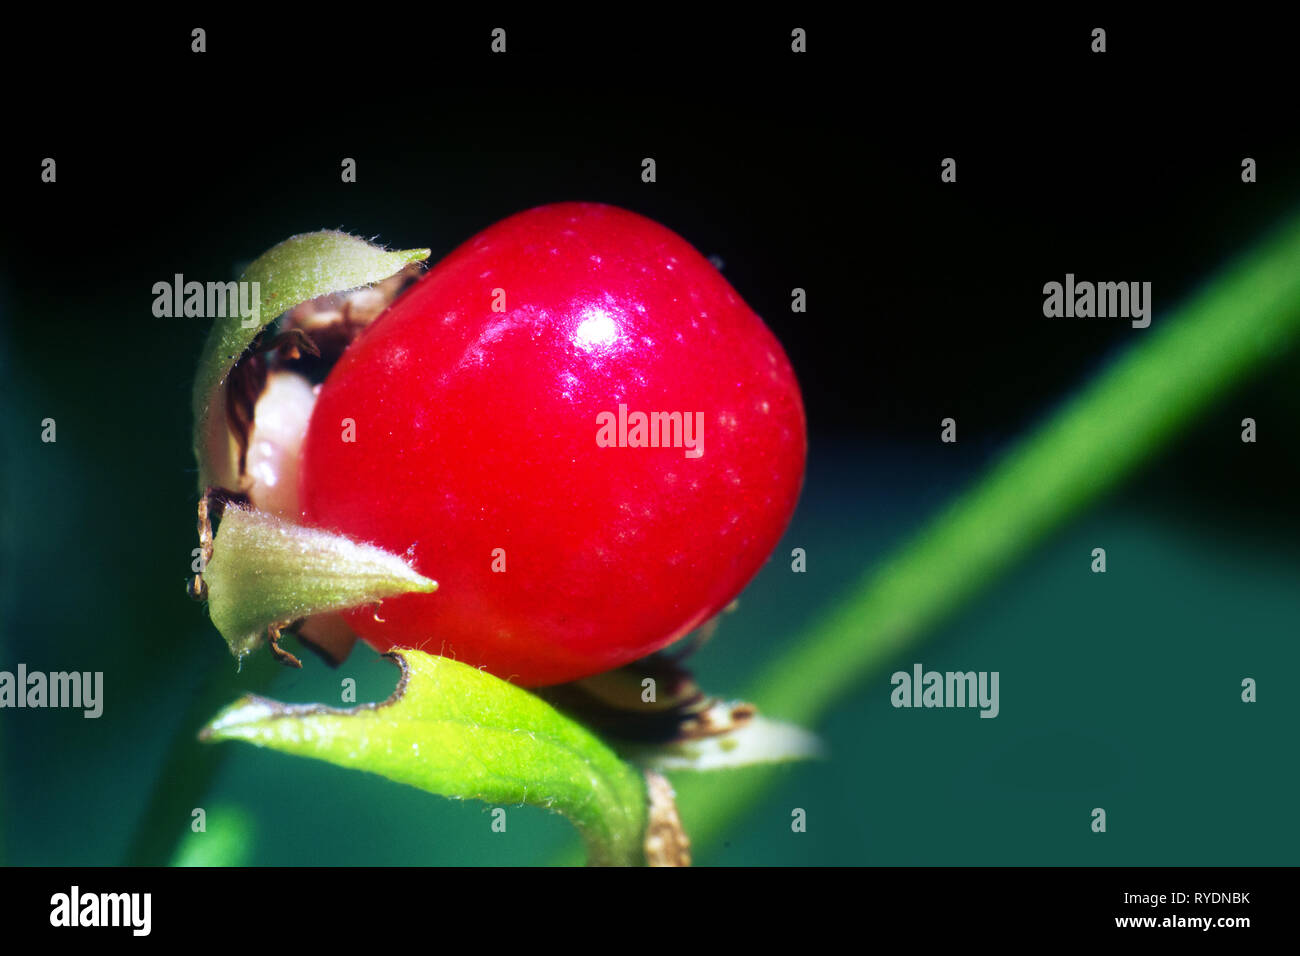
[620, 715, 825, 773]
[191, 231, 430, 490]
[203, 505, 437, 659]
[200, 650, 649, 866]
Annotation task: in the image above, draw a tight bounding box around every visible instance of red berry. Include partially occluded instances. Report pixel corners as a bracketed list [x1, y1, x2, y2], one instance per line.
[299, 202, 806, 686]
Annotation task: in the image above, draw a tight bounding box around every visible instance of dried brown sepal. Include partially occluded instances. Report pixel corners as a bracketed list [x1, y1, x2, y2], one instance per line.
[222, 327, 323, 489]
[224, 349, 268, 485]
[539, 650, 757, 745]
[266, 621, 303, 669]
[278, 263, 422, 372]
[216, 264, 416, 506]
[267, 327, 321, 363]
[540, 653, 704, 742]
[214, 263, 423, 489]
[188, 487, 250, 603]
[677, 699, 757, 739]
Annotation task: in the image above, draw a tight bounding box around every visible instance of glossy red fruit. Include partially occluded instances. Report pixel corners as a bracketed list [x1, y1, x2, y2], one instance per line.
[299, 202, 805, 686]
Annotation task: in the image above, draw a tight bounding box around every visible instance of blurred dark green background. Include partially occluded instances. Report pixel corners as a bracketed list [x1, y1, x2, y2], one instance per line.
[2, 13, 1297, 866]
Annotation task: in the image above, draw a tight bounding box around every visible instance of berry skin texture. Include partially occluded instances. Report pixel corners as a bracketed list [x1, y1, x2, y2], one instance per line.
[299, 202, 806, 686]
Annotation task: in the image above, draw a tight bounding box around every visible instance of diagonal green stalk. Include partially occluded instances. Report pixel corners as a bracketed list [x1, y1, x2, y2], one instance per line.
[614, 208, 1300, 859]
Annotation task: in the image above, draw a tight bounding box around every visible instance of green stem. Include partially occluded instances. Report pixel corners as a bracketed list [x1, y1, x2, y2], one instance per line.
[169, 804, 256, 867]
[669, 209, 1300, 855]
[123, 651, 279, 865]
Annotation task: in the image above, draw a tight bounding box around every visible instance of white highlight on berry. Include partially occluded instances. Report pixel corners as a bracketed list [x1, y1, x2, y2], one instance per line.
[573, 307, 620, 353]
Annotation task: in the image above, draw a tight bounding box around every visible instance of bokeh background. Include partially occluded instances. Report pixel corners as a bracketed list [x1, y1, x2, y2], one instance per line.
[2, 13, 1297, 865]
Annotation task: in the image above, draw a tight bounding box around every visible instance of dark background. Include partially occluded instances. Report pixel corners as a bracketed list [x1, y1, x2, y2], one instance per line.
[1, 12, 1297, 865]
